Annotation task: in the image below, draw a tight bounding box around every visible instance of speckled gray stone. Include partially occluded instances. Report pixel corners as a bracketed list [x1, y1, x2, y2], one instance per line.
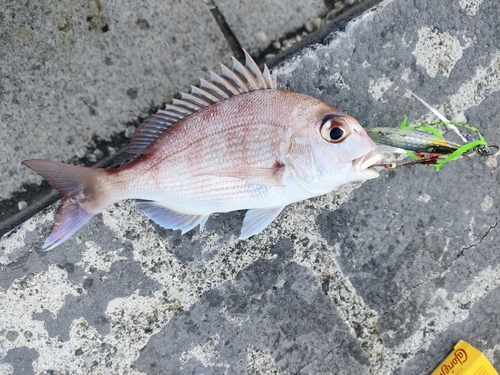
[1, 347, 38, 375]
[135, 240, 370, 374]
[393, 285, 500, 375]
[212, 0, 327, 55]
[1, 0, 500, 374]
[0, 0, 231, 201]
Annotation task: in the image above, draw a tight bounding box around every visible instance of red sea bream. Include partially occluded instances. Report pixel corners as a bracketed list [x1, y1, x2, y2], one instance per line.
[23, 51, 382, 249]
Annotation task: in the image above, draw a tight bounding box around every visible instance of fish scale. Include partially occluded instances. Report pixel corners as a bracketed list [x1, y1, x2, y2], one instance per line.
[119, 93, 305, 208]
[23, 50, 382, 249]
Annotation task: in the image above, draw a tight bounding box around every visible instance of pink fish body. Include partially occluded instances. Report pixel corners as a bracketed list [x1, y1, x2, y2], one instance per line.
[23, 51, 381, 250]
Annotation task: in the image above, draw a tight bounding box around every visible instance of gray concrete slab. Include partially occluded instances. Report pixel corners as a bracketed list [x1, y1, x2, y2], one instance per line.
[0, 0, 231, 202]
[212, 0, 327, 55]
[2, 0, 500, 374]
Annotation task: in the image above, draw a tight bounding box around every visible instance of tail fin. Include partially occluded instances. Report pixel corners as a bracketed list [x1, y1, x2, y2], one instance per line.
[22, 160, 110, 250]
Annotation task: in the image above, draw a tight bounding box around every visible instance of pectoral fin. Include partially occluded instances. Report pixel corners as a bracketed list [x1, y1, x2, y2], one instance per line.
[286, 139, 317, 179]
[203, 167, 287, 186]
[136, 202, 209, 234]
[239, 207, 285, 239]
[286, 139, 330, 194]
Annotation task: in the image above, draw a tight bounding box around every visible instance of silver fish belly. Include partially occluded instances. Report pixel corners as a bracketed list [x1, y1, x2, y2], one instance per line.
[23, 50, 382, 249]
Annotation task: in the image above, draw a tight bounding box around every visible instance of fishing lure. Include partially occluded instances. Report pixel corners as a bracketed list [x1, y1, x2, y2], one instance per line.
[367, 93, 497, 171]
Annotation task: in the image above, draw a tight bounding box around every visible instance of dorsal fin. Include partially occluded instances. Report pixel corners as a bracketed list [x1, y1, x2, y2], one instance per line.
[127, 50, 277, 155]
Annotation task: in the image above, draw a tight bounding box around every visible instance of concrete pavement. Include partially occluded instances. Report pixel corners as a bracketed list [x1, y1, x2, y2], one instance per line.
[1, 0, 500, 374]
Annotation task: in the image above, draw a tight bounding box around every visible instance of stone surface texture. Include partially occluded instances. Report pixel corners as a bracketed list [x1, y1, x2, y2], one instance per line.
[2, 0, 500, 374]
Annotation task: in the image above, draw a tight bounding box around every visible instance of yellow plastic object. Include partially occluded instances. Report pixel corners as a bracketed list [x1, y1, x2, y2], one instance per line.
[431, 340, 499, 375]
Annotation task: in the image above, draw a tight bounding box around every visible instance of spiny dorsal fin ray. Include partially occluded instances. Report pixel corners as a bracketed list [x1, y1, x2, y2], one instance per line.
[232, 56, 259, 90]
[209, 71, 240, 95]
[172, 98, 203, 111]
[263, 65, 277, 90]
[163, 104, 194, 116]
[220, 63, 250, 93]
[190, 85, 220, 103]
[181, 92, 211, 108]
[199, 78, 230, 100]
[127, 50, 277, 155]
[244, 50, 268, 90]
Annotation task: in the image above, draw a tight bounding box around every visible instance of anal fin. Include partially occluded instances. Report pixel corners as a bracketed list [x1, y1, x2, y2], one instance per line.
[239, 207, 285, 239]
[136, 202, 209, 234]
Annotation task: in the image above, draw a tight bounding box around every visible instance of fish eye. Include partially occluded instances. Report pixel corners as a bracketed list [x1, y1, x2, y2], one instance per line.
[320, 115, 351, 143]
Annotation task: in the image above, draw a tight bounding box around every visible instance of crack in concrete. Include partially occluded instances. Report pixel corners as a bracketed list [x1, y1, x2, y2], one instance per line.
[456, 220, 499, 259]
[204, 0, 244, 61]
[348, 219, 500, 374]
[292, 332, 349, 375]
[407, 219, 499, 291]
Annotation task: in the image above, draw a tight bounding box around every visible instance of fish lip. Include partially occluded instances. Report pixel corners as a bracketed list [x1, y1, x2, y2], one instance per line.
[352, 149, 384, 178]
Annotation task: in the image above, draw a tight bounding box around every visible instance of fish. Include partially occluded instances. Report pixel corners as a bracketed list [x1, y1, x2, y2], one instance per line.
[23, 50, 382, 250]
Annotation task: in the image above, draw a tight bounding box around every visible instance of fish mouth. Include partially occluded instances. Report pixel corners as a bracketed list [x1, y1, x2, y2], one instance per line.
[352, 149, 384, 178]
